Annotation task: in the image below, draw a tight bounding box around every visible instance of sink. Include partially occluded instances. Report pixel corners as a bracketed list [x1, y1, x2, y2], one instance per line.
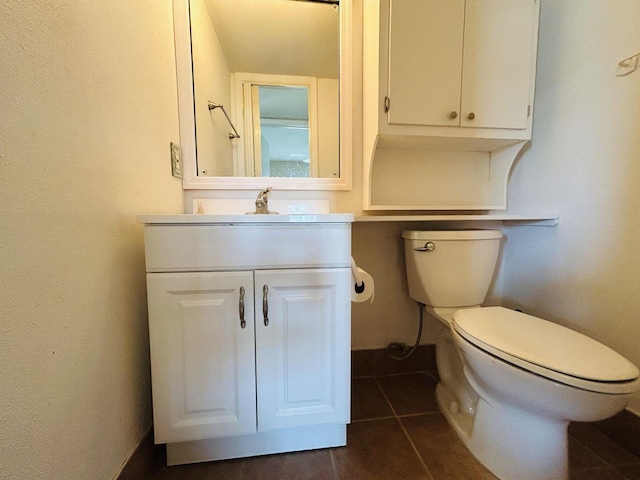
[193, 198, 330, 215]
[136, 213, 354, 225]
[137, 199, 353, 225]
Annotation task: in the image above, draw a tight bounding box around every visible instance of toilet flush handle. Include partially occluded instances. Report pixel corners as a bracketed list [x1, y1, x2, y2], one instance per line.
[414, 242, 435, 252]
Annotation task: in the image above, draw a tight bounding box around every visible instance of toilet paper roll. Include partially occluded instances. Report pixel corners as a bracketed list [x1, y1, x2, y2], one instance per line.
[351, 267, 375, 303]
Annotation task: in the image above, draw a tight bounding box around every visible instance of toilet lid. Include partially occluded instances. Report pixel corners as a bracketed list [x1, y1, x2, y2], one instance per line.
[453, 307, 639, 385]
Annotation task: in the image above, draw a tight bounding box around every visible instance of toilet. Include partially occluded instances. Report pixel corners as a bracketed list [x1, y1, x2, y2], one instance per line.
[402, 230, 640, 480]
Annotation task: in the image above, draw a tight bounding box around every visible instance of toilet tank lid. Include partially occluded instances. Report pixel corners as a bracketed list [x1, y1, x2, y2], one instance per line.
[453, 307, 640, 383]
[401, 230, 503, 240]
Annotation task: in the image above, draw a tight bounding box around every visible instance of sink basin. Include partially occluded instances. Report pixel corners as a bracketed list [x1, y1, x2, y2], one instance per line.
[138, 198, 353, 225]
[193, 198, 330, 215]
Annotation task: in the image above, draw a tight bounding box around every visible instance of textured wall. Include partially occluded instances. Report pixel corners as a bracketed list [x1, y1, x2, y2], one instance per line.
[501, 0, 640, 414]
[0, 1, 184, 478]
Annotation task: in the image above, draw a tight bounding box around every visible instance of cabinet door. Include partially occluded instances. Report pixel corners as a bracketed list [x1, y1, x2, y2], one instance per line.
[386, 0, 465, 127]
[460, 0, 537, 129]
[254, 268, 350, 431]
[147, 272, 256, 443]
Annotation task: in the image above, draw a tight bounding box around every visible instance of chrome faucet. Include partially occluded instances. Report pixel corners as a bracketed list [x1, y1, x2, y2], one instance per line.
[253, 187, 278, 214]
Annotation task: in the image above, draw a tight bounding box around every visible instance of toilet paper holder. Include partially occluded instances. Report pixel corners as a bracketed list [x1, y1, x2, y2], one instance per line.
[351, 257, 364, 290]
[350, 257, 375, 303]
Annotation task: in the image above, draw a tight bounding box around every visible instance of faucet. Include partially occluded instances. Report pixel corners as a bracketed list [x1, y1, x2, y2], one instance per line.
[253, 187, 278, 214]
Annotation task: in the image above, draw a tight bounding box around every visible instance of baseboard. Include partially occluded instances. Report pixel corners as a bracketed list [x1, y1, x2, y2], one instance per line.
[166, 424, 346, 465]
[117, 427, 164, 480]
[351, 345, 436, 378]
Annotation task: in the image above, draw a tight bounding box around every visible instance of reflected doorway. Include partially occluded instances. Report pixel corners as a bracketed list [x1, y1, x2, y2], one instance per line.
[251, 85, 317, 177]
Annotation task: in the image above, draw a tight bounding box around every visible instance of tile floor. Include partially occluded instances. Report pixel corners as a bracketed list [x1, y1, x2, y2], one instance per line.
[148, 356, 640, 480]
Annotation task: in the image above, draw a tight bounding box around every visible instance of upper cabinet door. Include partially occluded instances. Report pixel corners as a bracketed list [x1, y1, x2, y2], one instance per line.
[387, 0, 465, 127]
[461, 0, 537, 129]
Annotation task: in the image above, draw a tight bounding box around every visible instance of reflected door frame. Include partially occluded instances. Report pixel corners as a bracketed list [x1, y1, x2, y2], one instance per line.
[234, 73, 319, 178]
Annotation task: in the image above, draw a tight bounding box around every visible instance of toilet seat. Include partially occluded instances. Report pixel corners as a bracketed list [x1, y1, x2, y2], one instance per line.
[453, 307, 640, 394]
[426, 306, 476, 327]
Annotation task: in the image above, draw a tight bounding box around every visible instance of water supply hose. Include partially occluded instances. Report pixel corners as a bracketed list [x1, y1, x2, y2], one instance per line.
[386, 302, 425, 361]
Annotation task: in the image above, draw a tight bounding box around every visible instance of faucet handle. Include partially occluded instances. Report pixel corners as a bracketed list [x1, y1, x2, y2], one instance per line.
[260, 187, 272, 195]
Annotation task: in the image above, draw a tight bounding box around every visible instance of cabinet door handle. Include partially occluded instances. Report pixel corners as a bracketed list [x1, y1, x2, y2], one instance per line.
[467, 112, 476, 120]
[449, 111, 458, 119]
[239, 286, 246, 329]
[262, 285, 269, 326]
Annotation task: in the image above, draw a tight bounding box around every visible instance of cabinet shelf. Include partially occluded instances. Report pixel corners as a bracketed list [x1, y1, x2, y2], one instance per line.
[354, 214, 559, 227]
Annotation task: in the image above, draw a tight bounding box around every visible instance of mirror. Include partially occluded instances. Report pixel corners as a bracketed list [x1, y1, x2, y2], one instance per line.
[173, 0, 352, 190]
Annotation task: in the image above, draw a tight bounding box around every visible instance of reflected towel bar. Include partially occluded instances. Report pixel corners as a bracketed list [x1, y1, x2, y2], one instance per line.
[207, 101, 241, 139]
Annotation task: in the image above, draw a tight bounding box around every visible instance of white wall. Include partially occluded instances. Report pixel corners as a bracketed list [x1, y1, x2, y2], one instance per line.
[0, 1, 184, 479]
[501, 0, 640, 414]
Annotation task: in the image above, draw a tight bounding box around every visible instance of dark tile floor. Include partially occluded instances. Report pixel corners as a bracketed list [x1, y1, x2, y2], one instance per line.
[148, 366, 640, 479]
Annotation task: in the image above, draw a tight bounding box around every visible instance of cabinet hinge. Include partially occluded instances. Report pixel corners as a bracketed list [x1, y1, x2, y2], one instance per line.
[384, 96, 390, 113]
[527, 105, 531, 117]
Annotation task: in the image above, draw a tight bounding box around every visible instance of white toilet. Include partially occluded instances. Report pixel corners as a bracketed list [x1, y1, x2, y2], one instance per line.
[402, 230, 640, 480]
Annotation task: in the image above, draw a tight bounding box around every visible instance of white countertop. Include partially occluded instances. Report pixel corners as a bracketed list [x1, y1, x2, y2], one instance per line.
[137, 214, 355, 225]
[137, 213, 559, 226]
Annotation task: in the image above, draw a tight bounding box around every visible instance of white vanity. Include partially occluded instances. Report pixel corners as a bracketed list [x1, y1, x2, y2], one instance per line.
[138, 214, 353, 465]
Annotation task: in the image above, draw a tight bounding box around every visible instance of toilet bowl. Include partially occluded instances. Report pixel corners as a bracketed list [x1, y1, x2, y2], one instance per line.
[402, 230, 640, 480]
[452, 306, 639, 480]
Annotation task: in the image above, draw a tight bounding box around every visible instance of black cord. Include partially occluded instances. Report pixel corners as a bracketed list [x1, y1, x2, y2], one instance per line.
[386, 302, 425, 361]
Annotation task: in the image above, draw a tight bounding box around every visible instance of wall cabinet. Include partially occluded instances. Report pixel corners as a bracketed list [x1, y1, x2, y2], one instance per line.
[387, 0, 536, 130]
[141, 218, 352, 465]
[363, 0, 540, 211]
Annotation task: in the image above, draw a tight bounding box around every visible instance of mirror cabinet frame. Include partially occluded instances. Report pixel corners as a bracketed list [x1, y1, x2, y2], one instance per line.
[173, 0, 353, 190]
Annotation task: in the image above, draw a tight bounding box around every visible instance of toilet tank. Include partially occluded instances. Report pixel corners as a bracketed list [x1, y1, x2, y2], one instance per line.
[402, 230, 502, 307]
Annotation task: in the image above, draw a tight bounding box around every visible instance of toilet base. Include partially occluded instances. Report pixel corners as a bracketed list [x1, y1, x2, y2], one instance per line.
[436, 382, 569, 480]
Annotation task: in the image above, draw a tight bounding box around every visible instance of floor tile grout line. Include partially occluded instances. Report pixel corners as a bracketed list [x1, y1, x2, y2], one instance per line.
[351, 415, 398, 423]
[372, 375, 400, 418]
[572, 464, 629, 473]
[353, 370, 436, 381]
[328, 448, 340, 480]
[372, 375, 435, 480]
[397, 411, 441, 419]
[396, 416, 437, 480]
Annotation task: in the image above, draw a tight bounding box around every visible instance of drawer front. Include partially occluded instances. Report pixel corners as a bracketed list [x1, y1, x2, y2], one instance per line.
[144, 224, 352, 272]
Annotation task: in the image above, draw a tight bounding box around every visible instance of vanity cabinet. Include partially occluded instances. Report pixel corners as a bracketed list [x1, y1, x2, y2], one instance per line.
[140, 216, 353, 465]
